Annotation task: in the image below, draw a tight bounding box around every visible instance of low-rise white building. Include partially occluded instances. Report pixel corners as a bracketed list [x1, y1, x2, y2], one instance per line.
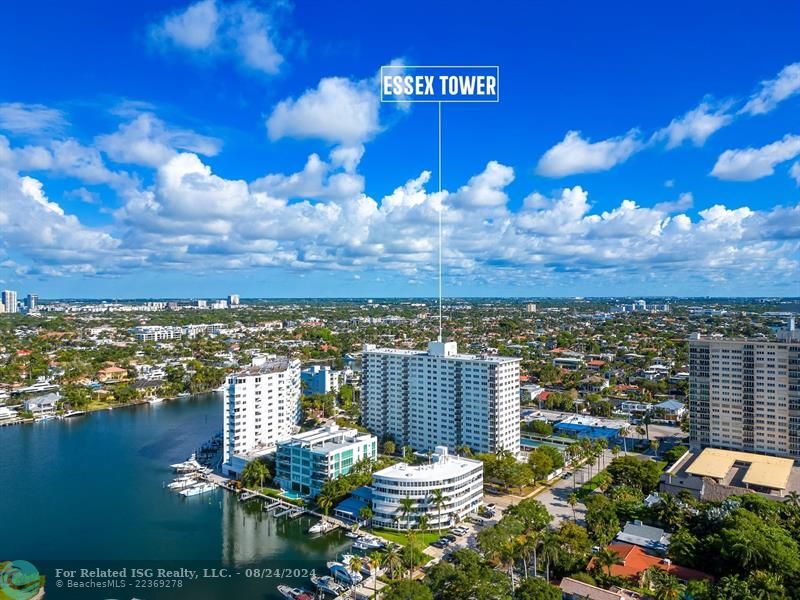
[370, 446, 483, 530]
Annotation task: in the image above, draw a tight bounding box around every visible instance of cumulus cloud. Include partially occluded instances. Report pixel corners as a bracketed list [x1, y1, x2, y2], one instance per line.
[654, 102, 733, 148]
[267, 77, 381, 146]
[0, 102, 67, 135]
[96, 113, 221, 167]
[250, 149, 365, 202]
[1, 143, 797, 291]
[449, 161, 514, 209]
[791, 162, 800, 186]
[536, 130, 642, 177]
[150, 0, 284, 75]
[0, 166, 130, 274]
[711, 134, 800, 181]
[741, 62, 800, 115]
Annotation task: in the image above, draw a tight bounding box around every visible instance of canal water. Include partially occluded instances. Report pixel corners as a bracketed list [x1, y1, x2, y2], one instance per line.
[0, 393, 351, 599]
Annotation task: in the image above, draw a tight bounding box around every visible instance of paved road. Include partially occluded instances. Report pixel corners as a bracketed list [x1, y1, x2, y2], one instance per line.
[535, 448, 619, 525]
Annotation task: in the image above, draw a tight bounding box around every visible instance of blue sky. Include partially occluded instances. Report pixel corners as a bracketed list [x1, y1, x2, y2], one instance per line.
[0, 0, 799, 298]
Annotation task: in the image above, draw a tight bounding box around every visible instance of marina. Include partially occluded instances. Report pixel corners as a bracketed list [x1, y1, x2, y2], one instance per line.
[0, 392, 358, 599]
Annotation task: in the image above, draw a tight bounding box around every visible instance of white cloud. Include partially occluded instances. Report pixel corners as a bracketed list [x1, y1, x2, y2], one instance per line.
[449, 161, 514, 209]
[0, 102, 67, 134]
[250, 150, 364, 202]
[267, 77, 381, 146]
[535, 130, 642, 177]
[0, 166, 128, 274]
[150, 0, 284, 75]
[65, 187, 100, 205]
[655, 102, 733, 148]
[96, 113, 221, 167]
[791, 162, 800, 186]
[711, 134, 800, 181]
[741, 62, 800, 115]
[156, 0, 218, 50]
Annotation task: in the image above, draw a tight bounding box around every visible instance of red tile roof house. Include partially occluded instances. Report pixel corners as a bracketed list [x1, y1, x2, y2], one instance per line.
[589, 543, 712, 585]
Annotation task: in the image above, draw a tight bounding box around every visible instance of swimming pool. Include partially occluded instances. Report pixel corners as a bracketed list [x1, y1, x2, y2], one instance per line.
[280, 490, 303, 500]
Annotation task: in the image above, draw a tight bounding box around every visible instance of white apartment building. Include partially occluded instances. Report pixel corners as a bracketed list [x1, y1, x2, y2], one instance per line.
[362, 341, 521, 455]
[689, 333, 800, 459]
[301, 365, 342, 396]
[2, 290, 17, 314]
[371, 446, 483, 530]
[222, 355, 302, 477]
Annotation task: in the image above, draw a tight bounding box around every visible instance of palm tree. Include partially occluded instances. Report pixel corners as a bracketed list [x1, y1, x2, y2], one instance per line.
[417, 514, 429, 536]
[430, 489, 448, 533]
[241, 459, 270, 490]
[650, 438, 660, 458]
[380, 546, 403, 580]
[567, 492, 579, 522]
[359, 505, 374, 530]
[618, 426, 629, 455]
[594, 547, 623, 577]
[363, 554, 379, 599]
[318, 492, 334, 517]
[455, 444, 473, 457]
[398, 496, 415, 530]
[784, 491, 800, 511]
[651, 572, 684, 600]
[348, 555, 363, 599]
[539, 533, 560, 582]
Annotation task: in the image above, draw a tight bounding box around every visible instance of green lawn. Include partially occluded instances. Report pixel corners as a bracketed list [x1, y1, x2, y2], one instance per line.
[373, 528, 444, 548]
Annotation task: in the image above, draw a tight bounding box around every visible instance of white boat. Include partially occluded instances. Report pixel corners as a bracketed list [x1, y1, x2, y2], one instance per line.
[179, 481, 216, 497]
[308, 519, 335, 534]
[355, 536, 384, 549]
[62, 410, 87, 418]
[168, 475, 197, 490]
[327, 562, 363, 585]
[177, 392, 190, 398]
[147, 397, 164, 404]
[276, 585, 314, 600]
[345, 530, 361, 539]
[171, 454, 203, 472]
[310, 575, 344, 596]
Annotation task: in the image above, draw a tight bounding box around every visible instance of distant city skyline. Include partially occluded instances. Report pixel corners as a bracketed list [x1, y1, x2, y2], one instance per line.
[1, 2, 799, 297]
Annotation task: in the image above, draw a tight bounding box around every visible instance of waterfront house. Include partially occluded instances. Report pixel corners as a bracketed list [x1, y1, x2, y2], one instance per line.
[97, 366, 128, 383]
[23, 392, 60, 416]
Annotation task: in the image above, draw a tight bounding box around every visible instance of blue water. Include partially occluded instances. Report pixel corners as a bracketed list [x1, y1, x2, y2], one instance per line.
[280, 491, 303, 500]
[0, 393, 350, 599]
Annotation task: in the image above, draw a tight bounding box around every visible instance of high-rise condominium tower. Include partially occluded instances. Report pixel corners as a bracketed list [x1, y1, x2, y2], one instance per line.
[362, 341, 521, 455]
[222, 355, 302, 476]
[689, 332, 800, 459]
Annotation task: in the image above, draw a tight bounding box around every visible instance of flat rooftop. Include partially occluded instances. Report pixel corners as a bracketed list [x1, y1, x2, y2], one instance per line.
[685, 448, 795, 491]
[281, 426, 374, 454]
[373, 454, 482, 482]
[234, 357, 293, 375]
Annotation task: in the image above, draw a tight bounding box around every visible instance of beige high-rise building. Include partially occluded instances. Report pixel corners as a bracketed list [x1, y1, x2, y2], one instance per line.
[688, 332, 800, 459]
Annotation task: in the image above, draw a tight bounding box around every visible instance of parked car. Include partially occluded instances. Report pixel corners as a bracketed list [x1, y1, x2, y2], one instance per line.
[444, 534, 457, 542]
